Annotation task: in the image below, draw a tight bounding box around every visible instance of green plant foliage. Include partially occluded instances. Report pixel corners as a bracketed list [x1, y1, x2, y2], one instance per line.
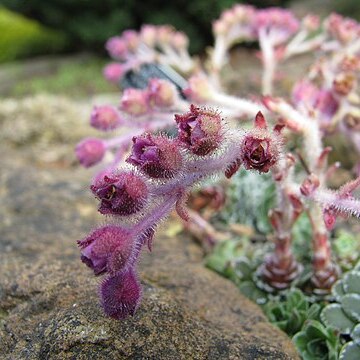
[217, 168, 275, 234]
[204, 237, 252, 282]
[0, 7, 66, 63]
[321, 263, 360, 360]
[334, 230, 360, 271]
[293, 320, 340, 360]
[9, 58, 114, 97]
[264, 289, 321, 336]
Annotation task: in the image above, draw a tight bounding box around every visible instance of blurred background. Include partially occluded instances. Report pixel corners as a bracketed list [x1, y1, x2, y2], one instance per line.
[0, 0, 359, 98]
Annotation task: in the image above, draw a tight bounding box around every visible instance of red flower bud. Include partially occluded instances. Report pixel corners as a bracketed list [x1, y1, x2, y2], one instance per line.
[175, 105, 223, 156]
[127, 134, 183, 178]
[78, 225, 135, 275]
[100, 269, 141, 319]
[91, 171, 148, 216]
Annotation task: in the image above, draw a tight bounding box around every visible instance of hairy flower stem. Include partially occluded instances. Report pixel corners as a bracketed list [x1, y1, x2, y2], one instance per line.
[259, 29, 276, 95]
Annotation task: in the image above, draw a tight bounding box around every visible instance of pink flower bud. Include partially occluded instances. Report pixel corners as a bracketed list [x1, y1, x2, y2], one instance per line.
[103, 63, 125, 83]
[105, 36, 128, 59]
[184, 75, 213, 103]
[300, 174, 320, 196]
[140, 25, 157, 47]
[213, 20, 227, 36]
[157, 25, 173, 44]
[148, 78, 177, 108]
[175, 105, 223, 156]
[302, 14, 320, 32]
[90, 171, 148, 216]
[292, 80, 319, 108]
[333, 73, 356, 96]
[78, 225, 134, 275]
[122, 30, 139, 51]
[100, 269, 141, 319]
[75, 138, 106, 168]
[90, 105, 122, 131]
[256, 8, 299, 44]
[173, 31, 188, 49]
[127, 134, 183, 178]
[323, 207, 337, 231]
[120, 88, 149, 116]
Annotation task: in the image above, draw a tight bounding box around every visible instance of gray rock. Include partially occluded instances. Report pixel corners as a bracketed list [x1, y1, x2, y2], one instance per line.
[0, 96, 299, 359]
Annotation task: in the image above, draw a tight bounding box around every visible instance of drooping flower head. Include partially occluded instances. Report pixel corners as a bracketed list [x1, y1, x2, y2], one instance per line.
[127, 134, 183, 178]
[175, 105, 223, 156]
[255, 8, 299, 45]
[91, 171, 148, 216]
[78, 225, 136, 275]
[75, 138, 106, 168]
[100, 269, 141, 320]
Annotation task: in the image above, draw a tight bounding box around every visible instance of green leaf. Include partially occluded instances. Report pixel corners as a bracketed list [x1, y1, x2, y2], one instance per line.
[321, 304, 355, 334]
[307, 303, 322, 320]
[305, 320, 329, 340]
[340, 342, 360, 360]
[307, 338, 328, 360]
[350, 324, 360, 344]
[343, 271, 360, 294]
[342, 294, 360, 322]
[332, 280, 346, 301]
[238, 281, 267, 305]
[233, 257, 253, 280]
[293, 332, 309, 352]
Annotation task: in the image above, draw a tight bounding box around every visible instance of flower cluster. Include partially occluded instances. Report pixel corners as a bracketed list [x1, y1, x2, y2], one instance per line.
[78, 107, 281, 319]
[103, 25, 193, 84]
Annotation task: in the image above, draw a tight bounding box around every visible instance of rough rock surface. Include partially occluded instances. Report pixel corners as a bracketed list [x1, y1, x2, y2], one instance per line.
[0, 96, 299, 359]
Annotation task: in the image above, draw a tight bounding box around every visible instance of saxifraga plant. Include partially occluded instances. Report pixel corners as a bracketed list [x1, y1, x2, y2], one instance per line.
[76, 4, 360, 319]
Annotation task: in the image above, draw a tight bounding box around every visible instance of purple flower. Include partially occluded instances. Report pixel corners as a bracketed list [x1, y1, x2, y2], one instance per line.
[75, 138, 106, 168]
[78, 225, 135, 275]
[127, 134, 183, 178]
[103, 63, 125, 84]
[100, 268, 141, 320]
[105, 36, 128, 59]
[90, 105, 123, 131]
[175, 105, 223, 156]
[90, 171, 148, 216]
